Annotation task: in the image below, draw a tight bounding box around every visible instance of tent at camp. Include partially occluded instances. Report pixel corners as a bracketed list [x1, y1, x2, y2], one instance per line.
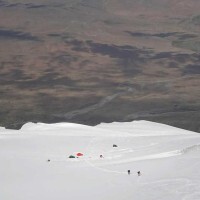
[69, 155, 75, 158]
[76, 152, 84, 157]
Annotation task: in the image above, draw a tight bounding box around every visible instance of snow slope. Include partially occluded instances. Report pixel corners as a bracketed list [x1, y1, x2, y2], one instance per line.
[0, 120, 200, 200]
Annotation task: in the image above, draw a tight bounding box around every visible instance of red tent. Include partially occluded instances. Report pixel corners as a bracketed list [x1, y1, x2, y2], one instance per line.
[76, 153, 83, 157]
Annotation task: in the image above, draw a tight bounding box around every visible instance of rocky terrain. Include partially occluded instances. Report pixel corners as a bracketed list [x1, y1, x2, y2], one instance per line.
[0, 0, 199, 131]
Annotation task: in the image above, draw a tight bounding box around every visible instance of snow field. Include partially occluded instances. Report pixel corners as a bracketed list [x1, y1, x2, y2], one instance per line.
[0, 121, 200, 200]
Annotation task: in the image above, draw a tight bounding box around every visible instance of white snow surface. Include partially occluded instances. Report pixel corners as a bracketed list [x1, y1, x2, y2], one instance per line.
[0, 120, 200, 200]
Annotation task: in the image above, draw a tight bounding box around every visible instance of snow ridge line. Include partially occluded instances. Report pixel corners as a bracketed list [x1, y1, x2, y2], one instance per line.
[178, 144, 200, 154]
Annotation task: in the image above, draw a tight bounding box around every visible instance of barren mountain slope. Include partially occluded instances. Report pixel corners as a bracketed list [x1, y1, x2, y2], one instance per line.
[0, 0, 199, 131]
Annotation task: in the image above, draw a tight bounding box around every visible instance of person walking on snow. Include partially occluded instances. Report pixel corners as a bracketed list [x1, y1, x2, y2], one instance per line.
[137, 171, 141, 176]
[128, 170, 131, 175]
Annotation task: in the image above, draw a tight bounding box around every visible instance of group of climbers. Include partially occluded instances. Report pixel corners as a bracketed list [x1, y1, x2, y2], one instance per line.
[128, 170, 141, 176]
